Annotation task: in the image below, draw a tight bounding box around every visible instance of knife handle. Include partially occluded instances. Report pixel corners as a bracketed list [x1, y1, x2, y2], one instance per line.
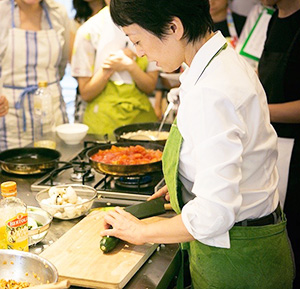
[164, 203, 173, 211]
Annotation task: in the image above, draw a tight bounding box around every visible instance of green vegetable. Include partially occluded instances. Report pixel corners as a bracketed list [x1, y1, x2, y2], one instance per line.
[100, 236, 120, 253]
[36, 221, 43, 227]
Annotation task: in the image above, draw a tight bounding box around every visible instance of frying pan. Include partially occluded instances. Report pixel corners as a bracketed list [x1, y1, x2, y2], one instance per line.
[87, 142, 164, 176]
[114, 122, 171, 146]
[0, 147, 61, 175]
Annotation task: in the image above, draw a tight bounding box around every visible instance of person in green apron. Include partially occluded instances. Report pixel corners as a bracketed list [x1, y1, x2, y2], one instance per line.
[71, 5, 158, 138]
[101, 0, 295, 287]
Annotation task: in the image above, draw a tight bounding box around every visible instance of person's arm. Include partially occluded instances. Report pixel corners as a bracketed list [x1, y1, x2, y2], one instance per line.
[154, 90, 163, 119]
[268, 100, 300, 123]
[77, 67, 114, 102]
[100, 207, 194, 245]
[127, 64, 158, 94]
[0, 95, 9, 117]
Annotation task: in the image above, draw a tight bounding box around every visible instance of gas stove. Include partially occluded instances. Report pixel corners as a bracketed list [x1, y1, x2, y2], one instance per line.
[31, 141, 165, 206]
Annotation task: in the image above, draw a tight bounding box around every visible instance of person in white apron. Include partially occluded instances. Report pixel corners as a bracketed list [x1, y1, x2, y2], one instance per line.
[100, 0, 295, 288]
[0, 0, 69, 151]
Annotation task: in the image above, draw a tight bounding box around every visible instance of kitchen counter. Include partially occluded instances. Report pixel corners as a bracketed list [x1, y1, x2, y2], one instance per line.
[0, 135, 181, 289]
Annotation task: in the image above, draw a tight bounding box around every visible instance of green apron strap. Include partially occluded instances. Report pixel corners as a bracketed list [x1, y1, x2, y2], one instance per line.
[162, 118, 183, 214]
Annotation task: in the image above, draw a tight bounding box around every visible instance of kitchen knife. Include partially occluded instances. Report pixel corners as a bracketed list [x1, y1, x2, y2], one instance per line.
[124, 197, 167, 219]
[99, 197, 169, 253]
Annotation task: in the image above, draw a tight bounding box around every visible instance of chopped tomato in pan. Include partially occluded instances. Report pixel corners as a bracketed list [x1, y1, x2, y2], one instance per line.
[90, 145, 162, 165]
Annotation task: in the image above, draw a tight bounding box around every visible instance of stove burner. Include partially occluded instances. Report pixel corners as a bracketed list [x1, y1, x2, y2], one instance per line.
[115, 175, 152, 189]
[70, 164, 94, 182]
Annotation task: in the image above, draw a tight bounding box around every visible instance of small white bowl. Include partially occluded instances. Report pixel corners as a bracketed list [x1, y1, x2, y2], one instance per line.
[56, 123, 88, 145]
[28, 206, 53, 246]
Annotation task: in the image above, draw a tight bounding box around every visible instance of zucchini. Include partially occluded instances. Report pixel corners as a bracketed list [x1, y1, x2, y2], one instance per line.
[100, 236, 120, 253]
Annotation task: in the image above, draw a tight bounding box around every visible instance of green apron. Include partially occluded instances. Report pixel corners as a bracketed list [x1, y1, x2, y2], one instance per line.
[162, 40, 295, 287]
[83, 56, 157, 137]
[162, 119, 295, 289]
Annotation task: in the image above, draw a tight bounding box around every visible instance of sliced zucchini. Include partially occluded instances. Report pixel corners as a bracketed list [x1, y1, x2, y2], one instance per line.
[100, 236, 120, 253]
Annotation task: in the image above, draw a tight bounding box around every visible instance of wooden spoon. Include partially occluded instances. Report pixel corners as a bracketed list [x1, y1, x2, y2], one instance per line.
[28, 280, 70, 289]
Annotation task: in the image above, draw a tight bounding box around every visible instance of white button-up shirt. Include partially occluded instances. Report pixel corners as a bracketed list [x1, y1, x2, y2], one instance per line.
[178, 32, 279, 248]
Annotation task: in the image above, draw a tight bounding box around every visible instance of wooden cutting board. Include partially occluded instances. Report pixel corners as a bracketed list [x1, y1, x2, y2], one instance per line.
[40, 210, 164, 289]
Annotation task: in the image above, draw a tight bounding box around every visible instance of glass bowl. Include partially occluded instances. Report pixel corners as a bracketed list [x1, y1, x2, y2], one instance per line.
[28, 206, 53, 246]
[35, 184, 97, 220]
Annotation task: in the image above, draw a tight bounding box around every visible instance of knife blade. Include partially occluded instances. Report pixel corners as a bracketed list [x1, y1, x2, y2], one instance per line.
[124, 197, 166, 219]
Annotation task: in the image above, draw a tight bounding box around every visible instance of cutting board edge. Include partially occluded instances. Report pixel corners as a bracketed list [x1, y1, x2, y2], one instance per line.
[58, 275, 119, 289]
[57, 243, 159, 289]
[118, 243, 159, 288]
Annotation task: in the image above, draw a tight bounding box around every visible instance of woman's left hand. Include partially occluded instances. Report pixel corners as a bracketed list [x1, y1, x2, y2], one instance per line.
[0, 95, 9, 117]
[100, 207, 146, 245]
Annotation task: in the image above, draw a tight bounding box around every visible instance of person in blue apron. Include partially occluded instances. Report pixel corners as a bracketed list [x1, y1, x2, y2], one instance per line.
[258, 0, 300, 287]
[0, 0, 69, 151]
[101, 0, 295, 288]
[210, 0, 246, 48]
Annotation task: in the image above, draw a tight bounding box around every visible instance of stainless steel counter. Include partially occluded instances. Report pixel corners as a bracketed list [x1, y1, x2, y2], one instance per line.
[0, 136, 181, 289]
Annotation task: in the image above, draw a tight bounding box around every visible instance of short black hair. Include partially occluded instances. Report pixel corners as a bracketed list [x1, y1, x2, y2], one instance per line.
[73, 0, 106, 23]
[110, 0, 213, 43]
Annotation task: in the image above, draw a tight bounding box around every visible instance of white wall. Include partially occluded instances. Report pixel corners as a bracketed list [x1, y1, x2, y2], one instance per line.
[54, 0, 75, 18]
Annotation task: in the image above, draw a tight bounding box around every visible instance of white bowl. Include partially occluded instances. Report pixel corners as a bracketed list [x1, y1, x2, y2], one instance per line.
[56, 123, 88, 145]
[35, 184, 97, 220]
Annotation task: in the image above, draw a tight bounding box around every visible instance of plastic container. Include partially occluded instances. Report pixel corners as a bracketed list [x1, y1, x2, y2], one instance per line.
[33, 81, 56, 149]
[0, 181, 28, 251]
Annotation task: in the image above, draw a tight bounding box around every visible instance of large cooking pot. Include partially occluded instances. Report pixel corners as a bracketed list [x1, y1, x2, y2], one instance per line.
[87, 142, 164, 176]
[0, 147, 61, 175]
[114, 122, 172, 146]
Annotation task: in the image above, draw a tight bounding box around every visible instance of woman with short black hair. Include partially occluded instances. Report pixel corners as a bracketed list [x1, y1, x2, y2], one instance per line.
[101, 0, 295, 287]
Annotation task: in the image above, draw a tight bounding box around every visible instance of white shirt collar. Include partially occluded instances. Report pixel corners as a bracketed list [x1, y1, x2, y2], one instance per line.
[180, 31, 227, 93]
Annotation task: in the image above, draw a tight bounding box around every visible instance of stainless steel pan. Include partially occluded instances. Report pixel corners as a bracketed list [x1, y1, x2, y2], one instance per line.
[0, 147, 61, 175]
[87, 142, 164, 176]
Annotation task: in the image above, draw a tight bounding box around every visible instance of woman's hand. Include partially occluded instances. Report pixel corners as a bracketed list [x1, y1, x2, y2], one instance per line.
[100, 207, 146, 245]
[147, 185, 170, 202]
[0, 96, 9, 117]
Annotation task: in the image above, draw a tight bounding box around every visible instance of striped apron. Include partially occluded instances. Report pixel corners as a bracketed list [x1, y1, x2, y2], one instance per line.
[0, 0, 68, 151]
